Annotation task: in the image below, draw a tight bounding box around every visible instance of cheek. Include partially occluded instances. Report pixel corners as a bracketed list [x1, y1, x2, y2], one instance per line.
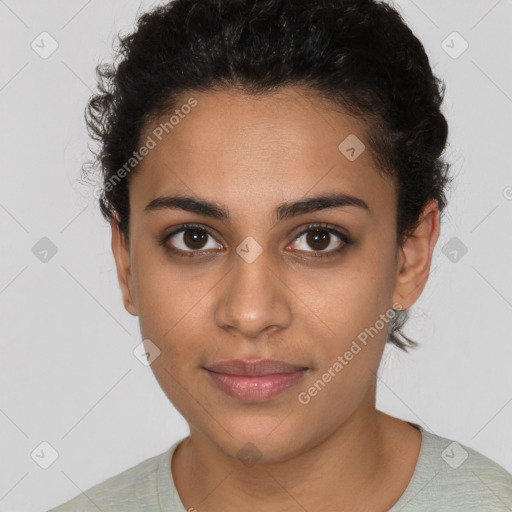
[130, 244, 217, 363]
[130, 244, 183, 342]
[321, 259, 393, 333]
[306, 239, 396, 372]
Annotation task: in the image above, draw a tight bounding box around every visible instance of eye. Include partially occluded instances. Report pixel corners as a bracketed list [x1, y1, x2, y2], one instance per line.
[159, 222, 353, 259]
[286, 223, 352, 257]
[161, 223, 223, 256]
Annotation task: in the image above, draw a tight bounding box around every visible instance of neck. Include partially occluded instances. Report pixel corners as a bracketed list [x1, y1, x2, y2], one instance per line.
[171, 386, 420, 511]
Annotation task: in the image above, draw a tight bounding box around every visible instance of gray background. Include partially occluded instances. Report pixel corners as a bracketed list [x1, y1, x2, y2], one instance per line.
[0, 0, 511, 510]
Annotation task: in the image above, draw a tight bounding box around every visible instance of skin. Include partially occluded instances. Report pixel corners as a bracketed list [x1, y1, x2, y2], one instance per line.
[111, 86, 440, 511]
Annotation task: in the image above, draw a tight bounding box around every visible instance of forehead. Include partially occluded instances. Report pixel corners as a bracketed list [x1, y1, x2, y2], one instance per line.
[130, 87, 395, 219]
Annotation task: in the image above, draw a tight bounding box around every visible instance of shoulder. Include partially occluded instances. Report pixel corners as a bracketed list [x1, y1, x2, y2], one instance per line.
[46, 438, 187, 512]
[394, 426, 512, 511]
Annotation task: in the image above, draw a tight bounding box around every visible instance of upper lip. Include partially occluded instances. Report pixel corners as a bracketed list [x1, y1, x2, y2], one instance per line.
[204, 359, 308, 376]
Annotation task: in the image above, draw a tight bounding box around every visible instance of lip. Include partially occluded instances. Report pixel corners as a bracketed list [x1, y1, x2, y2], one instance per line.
[204, 359, 309, 402]
[204, 359, 308, 376]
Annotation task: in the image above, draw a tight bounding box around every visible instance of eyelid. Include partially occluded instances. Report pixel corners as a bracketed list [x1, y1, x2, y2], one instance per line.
[290, 223, 352, 245]
[163, 223, 218, 241]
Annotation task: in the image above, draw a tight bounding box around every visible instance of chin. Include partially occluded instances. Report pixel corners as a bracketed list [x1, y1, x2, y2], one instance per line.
[203, 419, 313, 466]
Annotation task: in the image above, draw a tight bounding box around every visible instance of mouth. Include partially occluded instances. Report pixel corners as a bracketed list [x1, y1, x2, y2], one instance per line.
[203, 359, 309, 402]
[204, 359, 309, 376]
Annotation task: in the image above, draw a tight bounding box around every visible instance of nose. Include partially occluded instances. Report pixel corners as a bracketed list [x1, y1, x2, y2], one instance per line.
[214, 250, 292, 340]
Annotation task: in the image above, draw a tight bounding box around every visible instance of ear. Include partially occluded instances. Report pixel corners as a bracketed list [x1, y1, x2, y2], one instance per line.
[392, 199, 440, 310]
[111, 212, 138, 316]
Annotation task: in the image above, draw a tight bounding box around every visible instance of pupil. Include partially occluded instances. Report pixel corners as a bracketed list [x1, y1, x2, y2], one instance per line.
[184, 229, 207, 249]
[181, 229, 332, 251]
[307, 230, 329, 250]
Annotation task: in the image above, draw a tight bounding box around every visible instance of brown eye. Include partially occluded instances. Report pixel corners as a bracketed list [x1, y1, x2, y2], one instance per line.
[287, 224, 353, 258]
[305, 229, 331, 251]
[163, 224, 223, 254]
[182, 229, 209, 250]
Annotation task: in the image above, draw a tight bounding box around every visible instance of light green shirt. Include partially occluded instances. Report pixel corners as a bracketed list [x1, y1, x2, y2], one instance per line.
[48, 424, 512, 511]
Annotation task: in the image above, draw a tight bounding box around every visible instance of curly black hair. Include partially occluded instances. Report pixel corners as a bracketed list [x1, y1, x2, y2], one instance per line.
[83, 0, 452, 351]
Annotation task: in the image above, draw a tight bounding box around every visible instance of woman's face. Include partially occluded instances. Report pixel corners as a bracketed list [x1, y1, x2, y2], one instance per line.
[113, 86, 411, 462]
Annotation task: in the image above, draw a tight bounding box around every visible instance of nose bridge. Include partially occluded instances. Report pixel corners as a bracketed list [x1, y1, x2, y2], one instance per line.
[215, 243, 292, 338]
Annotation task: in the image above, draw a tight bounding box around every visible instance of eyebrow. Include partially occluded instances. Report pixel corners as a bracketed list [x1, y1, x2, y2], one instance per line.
[144, 192, 370, 225]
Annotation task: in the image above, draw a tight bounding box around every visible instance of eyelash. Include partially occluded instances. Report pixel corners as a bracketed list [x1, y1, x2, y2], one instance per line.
[159, 222, 353, 259]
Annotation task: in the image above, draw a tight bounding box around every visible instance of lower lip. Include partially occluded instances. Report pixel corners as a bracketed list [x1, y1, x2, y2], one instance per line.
[205, 369, 308, 402]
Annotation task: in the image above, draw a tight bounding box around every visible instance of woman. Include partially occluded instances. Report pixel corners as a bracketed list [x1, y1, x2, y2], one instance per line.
[49, 0, 512, 510]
